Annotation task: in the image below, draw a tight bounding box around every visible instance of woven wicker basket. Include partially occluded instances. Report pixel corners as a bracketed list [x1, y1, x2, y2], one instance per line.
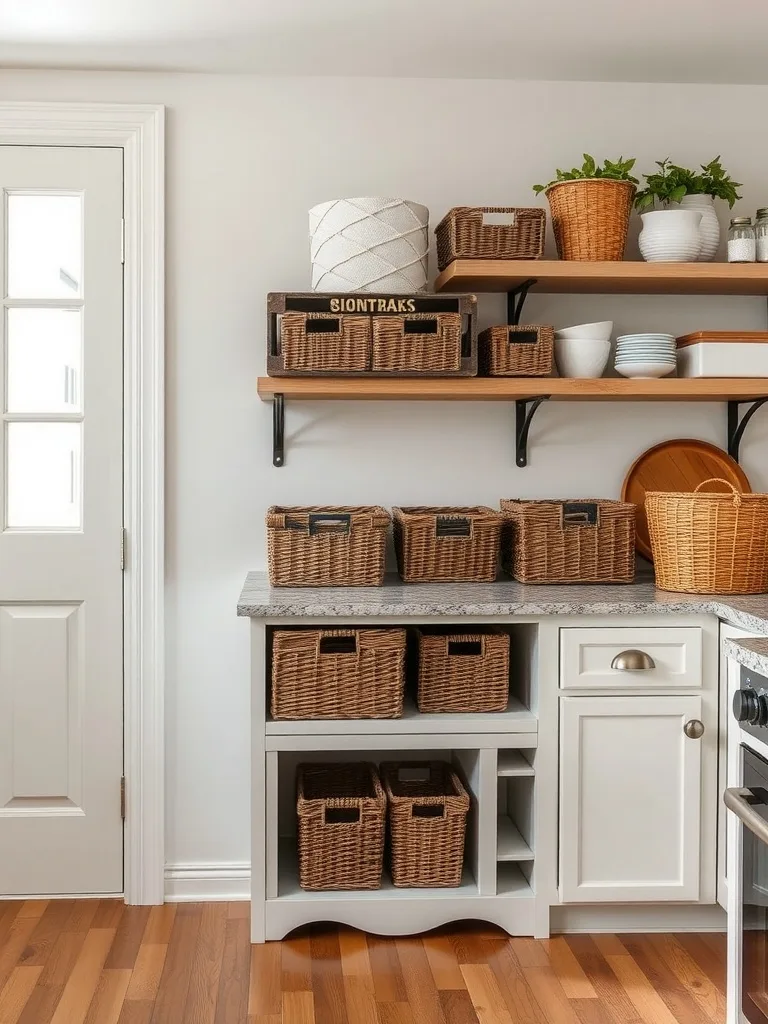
[266, 506, 390, 587]
[416, 629, 510, 713]
[393, 507, 503, 583]
[281, 312, 371, 372]
[297, 763, 386, 891]
[646, 478, 768, 595]
[501, 499, 636, 584]
[381, 761, 470, 887]
[371, 312, 462, 373]
[545, 179, 636, 261]
[435, 207, 546, 271]
[271, 628, 406, 720]
[479, 325, 554, 377]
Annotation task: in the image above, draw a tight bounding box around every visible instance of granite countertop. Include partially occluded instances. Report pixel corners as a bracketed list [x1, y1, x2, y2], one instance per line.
[725, 637, 768, 677]
[237, 571, 768, 634]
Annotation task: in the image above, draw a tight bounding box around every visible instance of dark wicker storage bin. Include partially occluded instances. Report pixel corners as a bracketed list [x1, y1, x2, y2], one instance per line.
[435, 207, 546, 271]
[501, 498, 636, 584]
[393, 507, 503, 583]
[271, 628, 406, 720]
[297, 763, 386, 891]
[266, 505, 390, 587]
[380, 761, 470, 887]
[281, 311, 370, 372]
[416, 629, 510, 713]
[479, 325, 554, 377]
[371, 312, 462, 373]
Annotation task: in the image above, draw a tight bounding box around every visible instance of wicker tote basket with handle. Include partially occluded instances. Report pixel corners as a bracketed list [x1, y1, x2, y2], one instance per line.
[297, 763, 386, 891]
[380, 761, 470, 888]
[479, 325, 554, 377]
[371, 311, 462, 373]
[545, 179, 636, 261]
[416, 629, 510, 713]
[435, 207, 546, 270]
[266, 505, 390, 587]
[393, 506, 503, 583]
[646, 478, 768, 595]
[271, 628, 406, 720]
[280, 312, 371, 372]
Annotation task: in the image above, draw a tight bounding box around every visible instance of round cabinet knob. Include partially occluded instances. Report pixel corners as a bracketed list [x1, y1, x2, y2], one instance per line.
[610, 649, 656, 671]
[684, 719, 705, 739]
[734, 688, 760, 724]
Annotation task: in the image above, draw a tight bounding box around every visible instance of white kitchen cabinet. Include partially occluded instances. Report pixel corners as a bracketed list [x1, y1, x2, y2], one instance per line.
[560, 694, 709, 903]
[560, 626, 703, 690]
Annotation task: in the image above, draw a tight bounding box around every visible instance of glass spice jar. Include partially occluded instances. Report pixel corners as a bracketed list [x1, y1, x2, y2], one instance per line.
[756, 209, 768, 263]
[728, 217, 756, 263]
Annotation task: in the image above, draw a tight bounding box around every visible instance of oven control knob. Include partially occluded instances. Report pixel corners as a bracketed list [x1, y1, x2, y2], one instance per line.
[734, 688, 761, 724]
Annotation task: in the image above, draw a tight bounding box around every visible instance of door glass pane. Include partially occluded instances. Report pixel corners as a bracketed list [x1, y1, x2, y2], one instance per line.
[7, 194, 82, 299]
[6, 422, 82, 529]
[7, 308, 82, 413]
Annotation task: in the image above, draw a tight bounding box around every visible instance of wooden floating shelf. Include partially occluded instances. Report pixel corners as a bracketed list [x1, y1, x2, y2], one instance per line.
[434, 259, 768, 295]
[258, 377, 768, 402]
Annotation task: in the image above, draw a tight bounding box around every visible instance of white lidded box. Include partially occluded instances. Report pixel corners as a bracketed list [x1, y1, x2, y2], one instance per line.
[676, 331, 768, 377]
[309, 197, 429, 294]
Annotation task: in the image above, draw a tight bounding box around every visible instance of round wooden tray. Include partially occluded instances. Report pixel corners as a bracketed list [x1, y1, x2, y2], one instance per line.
[621, 438, 751, 561]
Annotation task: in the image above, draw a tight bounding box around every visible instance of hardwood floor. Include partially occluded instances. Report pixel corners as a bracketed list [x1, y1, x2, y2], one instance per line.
[0, 899, 726, 1023]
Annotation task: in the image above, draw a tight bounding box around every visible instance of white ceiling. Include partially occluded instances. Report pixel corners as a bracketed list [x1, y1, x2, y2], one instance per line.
[2, 0, 768, 83]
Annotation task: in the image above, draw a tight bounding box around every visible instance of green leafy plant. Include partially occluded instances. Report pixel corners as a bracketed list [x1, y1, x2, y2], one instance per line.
[532, 154, 638, 195]
[634, 156, 742, 211]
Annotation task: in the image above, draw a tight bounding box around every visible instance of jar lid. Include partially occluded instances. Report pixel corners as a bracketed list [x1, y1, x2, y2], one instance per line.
[731, 216, 753, 225]
[757, 208, 768, 218]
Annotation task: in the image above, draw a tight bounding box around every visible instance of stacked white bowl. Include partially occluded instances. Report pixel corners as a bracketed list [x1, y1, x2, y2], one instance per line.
[554, 321, 613, 378]
[615, 333, 677, 378]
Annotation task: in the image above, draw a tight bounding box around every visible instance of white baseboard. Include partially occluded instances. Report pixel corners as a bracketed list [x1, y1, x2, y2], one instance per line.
[164, 862, 250, 902]
[551, 903, 726, 933]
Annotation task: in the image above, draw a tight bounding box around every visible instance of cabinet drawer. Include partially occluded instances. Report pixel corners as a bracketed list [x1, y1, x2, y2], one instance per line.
[560, 627, 703, 690]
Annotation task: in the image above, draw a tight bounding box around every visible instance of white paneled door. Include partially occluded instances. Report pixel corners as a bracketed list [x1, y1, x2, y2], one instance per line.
[0, 147, 124, 895]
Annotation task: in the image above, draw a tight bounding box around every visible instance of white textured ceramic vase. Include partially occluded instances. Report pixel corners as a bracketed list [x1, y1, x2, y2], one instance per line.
[309, 197, 429, 293]
[638, 209, 703, 263]
[677, 194, 720, 261]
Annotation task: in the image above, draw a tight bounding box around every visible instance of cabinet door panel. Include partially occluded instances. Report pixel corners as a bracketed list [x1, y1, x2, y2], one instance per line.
[560, 695, 702, 902]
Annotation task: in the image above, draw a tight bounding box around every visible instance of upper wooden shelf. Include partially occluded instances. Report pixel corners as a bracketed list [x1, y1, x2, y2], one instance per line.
[433, 259, 768, 295]
[257, 377, 768, 402]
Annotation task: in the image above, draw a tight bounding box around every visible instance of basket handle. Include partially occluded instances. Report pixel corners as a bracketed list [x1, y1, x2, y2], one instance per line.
[562, 502, 599, 527]
[435, 516, 472, 538]
[324, 807, 360, 825]
[308, 513, 351, 535]
[412, 804, 446, 819]
[447, 638, 484, 657]
[481, 211, 516, 227]
[693, 477, 742, 501]
[318, 634, 357, 656]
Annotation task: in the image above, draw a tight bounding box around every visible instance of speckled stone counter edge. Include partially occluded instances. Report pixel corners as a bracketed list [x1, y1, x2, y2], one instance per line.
[725, 637, 768, 677]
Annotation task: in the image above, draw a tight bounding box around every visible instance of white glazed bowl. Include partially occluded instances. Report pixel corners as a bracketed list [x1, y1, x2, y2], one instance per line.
[555, 321, 613, 342]
[615, 361, 676, 379]
[555, 338, 611, 379]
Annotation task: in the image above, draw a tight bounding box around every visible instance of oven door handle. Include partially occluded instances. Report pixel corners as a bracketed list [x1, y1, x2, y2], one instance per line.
[725, 786, 768, 844]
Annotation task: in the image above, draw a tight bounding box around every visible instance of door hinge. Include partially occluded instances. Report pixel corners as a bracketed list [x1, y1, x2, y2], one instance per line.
[120, 776, 126, 820]
[120, 528, 127, 571]
[121, 218, 125, 265]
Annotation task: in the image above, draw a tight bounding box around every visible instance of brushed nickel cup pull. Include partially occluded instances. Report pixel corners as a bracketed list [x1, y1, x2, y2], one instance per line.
[610, 649, 656, 671]
[684, 719, 705, 739]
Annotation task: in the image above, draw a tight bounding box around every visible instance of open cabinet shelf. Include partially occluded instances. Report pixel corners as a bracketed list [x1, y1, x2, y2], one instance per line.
[497, 816, 533, 862]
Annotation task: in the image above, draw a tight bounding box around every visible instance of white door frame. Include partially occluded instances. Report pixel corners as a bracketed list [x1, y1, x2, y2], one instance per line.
[0, 103, 165, 904]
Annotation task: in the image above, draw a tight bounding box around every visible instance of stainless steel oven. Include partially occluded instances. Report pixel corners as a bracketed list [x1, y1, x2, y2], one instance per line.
[726, 743, 768, 1024]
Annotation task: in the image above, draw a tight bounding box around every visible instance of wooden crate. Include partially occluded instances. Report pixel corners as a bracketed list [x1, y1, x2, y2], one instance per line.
[266, 292, 477, 377]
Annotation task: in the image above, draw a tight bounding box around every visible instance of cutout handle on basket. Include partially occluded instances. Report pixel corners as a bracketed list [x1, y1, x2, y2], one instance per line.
[508, 329, 538, 346]
[397, 766, 431, 783]
[562, 502, 599, 527]
[447, 639, 483, 657]
[324, 807, 360, 825]
[435, 516, 471, 538]
[481, 211, 516, 227]
[693, 478, 742, 504]
[412, 804, 445, 819]
[308, 513, 351, 535]
[404, 319, 438, 335]
[306, 318, 340, 334]
[319, 634, 357, 655]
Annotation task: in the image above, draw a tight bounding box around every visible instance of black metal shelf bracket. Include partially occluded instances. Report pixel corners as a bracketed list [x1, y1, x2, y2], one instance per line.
[273, 394, 285, 467]
[506, 278, 538, 326]
[727, 397, 768, 463]
[515, 396, 550, 467]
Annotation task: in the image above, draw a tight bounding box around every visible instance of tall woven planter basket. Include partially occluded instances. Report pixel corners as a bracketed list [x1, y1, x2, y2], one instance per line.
[546, 179, 636, 261]
[309, 198, 429, 293]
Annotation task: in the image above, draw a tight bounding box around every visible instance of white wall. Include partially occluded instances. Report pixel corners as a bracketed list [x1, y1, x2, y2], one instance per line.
[2, 70, 767, 886]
